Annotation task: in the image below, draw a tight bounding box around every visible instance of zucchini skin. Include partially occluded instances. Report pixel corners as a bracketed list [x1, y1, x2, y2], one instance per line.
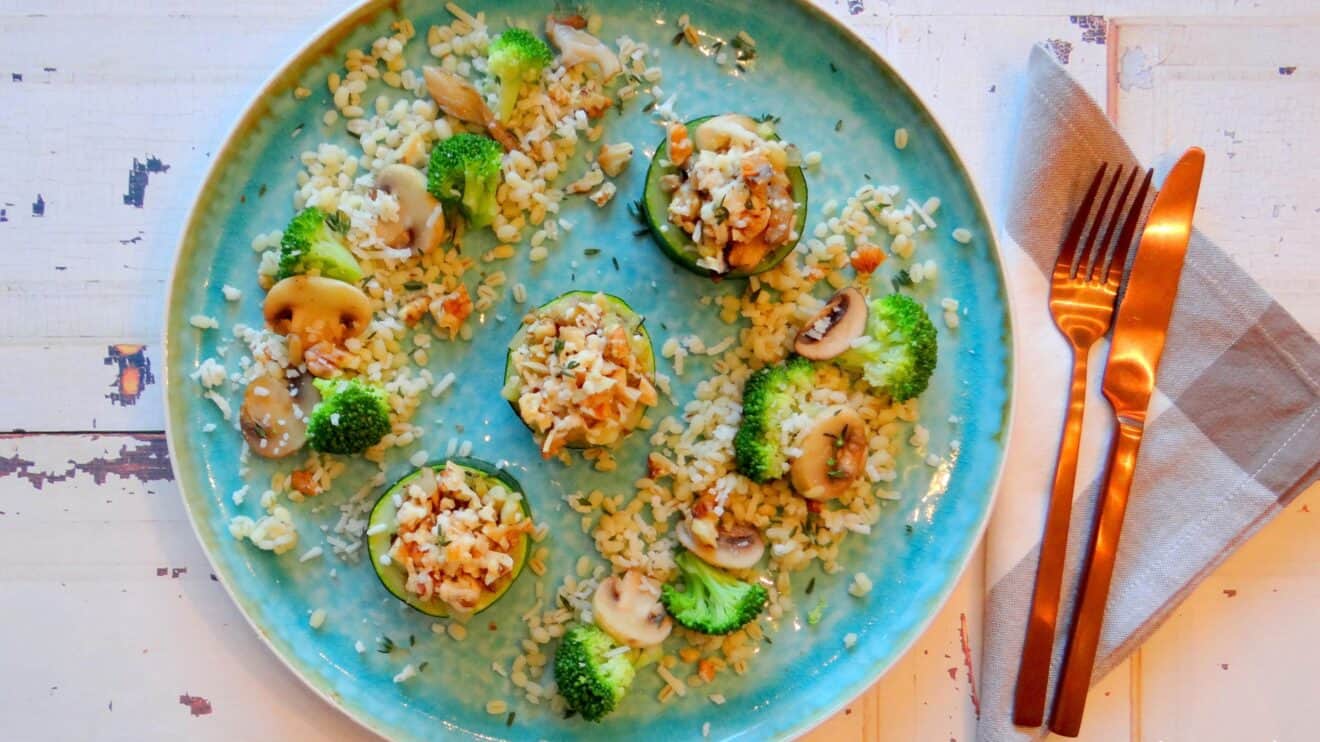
[501, 291, 655, 449]
[642, 115, 809, 279]
[366, 457, 531, 617]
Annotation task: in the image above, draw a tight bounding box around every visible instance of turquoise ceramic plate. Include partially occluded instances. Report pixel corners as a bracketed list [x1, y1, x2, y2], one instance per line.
[164, 1, 1012, 739]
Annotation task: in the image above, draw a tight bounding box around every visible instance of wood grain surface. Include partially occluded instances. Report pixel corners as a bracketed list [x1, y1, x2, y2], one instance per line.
[0, 1, 1315, 740]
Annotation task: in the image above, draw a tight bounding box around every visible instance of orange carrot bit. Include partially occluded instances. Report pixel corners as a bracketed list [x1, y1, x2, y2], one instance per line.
[679, 647, 701, 664]
[697, 659, 718, 683]
[290, 469, 322, 497]
[850, 244, 887, 274]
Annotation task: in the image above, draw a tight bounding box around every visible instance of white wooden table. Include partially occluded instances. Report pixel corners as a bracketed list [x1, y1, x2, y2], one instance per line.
[2, 2, 1316, 739]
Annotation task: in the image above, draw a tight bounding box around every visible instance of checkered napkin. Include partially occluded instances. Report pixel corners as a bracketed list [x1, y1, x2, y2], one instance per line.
[977, 45, 1320, 740]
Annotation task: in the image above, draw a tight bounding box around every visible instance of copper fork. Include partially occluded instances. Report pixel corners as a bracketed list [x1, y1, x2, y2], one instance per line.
[1012, 163, 1153, 727]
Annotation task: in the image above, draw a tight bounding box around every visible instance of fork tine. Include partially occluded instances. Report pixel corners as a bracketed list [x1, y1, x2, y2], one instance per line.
[1078, 165, 1124, 279]
[1104, 168, 1155, 286]
[1087, 167, 1139, 282]
[1055, 164, 1108, 274]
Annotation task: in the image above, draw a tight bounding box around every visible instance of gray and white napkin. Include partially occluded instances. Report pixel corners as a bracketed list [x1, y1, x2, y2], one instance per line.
[978, 44, 1320, 740]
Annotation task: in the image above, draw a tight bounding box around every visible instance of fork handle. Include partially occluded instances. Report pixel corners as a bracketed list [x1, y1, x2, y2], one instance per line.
[1012, 345, 1090, 727]
[1050, 419, 1145, 737]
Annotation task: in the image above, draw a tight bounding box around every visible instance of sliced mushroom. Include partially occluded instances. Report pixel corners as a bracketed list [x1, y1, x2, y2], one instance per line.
[676, 520, 766, 571]
[692, 114, 760, 153]
[421, 66, 519, 150]
[592, 570, 672, 648]
[240, 374, 320, 459]
[375, 164, 446, 254]
[790, 406, 868, 500]
[546, 19, 621, 80]
[794, 287, 869, 360]
[263, 275, 371, 367]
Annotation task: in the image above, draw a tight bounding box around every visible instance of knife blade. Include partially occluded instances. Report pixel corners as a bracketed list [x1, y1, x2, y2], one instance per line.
[1049, 146, 1205, 737]
[1101, 147, 1207, 420]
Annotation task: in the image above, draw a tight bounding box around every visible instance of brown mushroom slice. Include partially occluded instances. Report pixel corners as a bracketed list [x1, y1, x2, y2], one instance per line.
[421, 67, 519, 151]
[790, 406, 868, 500]
[592, 571, 672, 648]
[240, 375, 320, 459]
[546, 20, 621, 80]
[263, 275, 372, 365]
[794, 287, 869, 360]
[692, 114, 761, 153]
[375, 164, 446, 254]
[675, 520, 766, 571]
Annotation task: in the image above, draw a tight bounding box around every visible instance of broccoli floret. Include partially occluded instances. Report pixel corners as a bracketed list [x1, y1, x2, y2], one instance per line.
[426, 133, 503, 229]
[732, 355, 816, 482]
[487, 28, 553, 121]
[834, 293, 938, 402]
[554, 624, 636, 722]
[305, 378, 392, 454]
[660, 551, 768, 635]
[276, 207, 363, 284]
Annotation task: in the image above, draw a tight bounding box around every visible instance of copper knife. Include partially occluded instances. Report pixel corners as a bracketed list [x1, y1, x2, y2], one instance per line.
[1049, 147, 1206, 737]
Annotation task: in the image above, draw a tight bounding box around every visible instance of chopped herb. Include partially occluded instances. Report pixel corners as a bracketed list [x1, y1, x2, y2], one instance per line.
[642, 99, 657, 113]
[584, 248, 601, 256]
[506, 712, 516, 726]
[756, 113, 781, 125]
[565, 360, 580, 370]
[905, 524, 914, 534]
[376, 636, 395, 654]
[409, 634, 416, 647]
[805, 577, 817, 595]
[891, 269, 914, 292]
[834, 119, 843, 132]
[403, 280, 424, 291]
[827, 469, 848, 479]
[711, 40, 725, 54]
[713, 204, 730, 224]
[558, 594, 572, 610]
[829, 61, 838, 73]
[764, 636, 773, 644]
[837, 426, 848, 447]
[418, 661, 429, 673]
[325, 210, 351, 235]
[612, 256, 620, 271]
[827, 457, 837, 468]
[671, 30, 686, 45]
[863, 173, 872, 181]
[807, 599, 827, 626]
[553, 338, 565, 355]
[258, 183, 268, 198]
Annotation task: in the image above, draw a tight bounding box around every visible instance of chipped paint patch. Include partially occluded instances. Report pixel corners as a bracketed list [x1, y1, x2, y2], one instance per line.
[178, 693, 213, 717]
[847, 0, 864, 15]
[959, 612, 980, 718]
[31, 194, 45, 217]
[1069, 15, 1106, 44]
[0, 434, 173, 488]
[1044, 39, 1073, 65]
[10, 73, 21, 82]
[105, 344, 155, 406]
[122, 155, 171, 208]
[1223, 588, 1238, 597]
[1279, 66, 1297, 76]
[1118, 46, 1156, 91]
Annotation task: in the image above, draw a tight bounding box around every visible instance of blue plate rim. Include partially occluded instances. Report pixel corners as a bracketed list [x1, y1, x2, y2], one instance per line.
[161, 1, 1018, 738]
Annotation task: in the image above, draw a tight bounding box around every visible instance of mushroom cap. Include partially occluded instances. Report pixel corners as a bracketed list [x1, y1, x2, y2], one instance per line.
[790, 406, 868, 500]
[795, 287, 868, 360]
[692, 114, 761, 153]
[375, 163, 446, 254]
[592, 570, 672, 648]
[676, 520, 766, 571]
[263, 275, 372, 352]
[240, 374, 320, 459]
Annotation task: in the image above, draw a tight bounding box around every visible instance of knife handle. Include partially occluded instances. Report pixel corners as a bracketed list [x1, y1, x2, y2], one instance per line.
[1049, 419, 1145, 737]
